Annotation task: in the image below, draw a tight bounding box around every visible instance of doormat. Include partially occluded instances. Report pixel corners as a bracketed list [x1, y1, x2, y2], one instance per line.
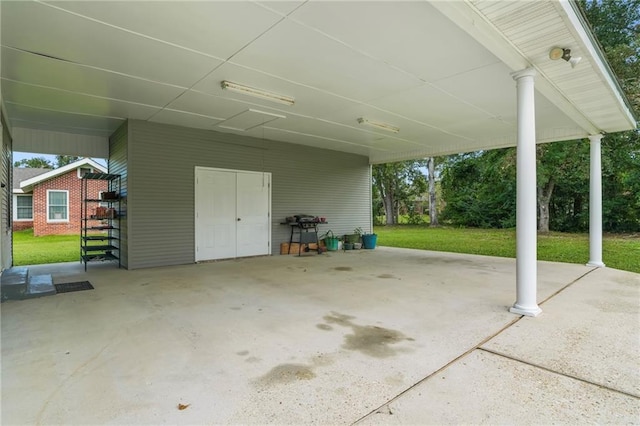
[55, 281, 94, 294]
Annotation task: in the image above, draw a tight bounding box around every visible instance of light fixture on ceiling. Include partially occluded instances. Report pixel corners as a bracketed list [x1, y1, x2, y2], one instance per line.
[220, 81, 294, 106]
[357, 117, 400, 133]
[549, 47, 582, 68]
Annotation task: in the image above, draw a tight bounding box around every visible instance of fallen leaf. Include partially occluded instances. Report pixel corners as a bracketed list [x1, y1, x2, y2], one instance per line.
[178, 403, 190, 410]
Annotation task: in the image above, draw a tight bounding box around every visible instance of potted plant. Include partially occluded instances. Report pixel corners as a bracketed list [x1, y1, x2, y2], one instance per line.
[362, 231, 378, 249]
[344, 227, 364, 244]
[353, 227, 364, 249]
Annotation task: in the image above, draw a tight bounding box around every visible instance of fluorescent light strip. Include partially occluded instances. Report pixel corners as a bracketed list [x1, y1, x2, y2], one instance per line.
[357, 117, 400, 133]
[221, 81, 295, 106]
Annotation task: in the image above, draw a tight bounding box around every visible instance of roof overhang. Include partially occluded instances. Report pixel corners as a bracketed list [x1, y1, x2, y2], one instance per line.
[1, 1, 635, 164]
[20, 157, 107, 192]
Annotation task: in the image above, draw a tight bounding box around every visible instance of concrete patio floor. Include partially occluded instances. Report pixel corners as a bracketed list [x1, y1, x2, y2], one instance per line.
[1, 247, 639, 425]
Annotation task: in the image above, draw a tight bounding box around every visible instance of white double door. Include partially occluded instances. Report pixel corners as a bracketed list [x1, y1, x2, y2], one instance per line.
[195, 167, 271, 261]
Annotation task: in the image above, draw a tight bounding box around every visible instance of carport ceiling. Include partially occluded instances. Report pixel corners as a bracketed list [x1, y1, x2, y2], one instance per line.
[1, 1, 635, 163]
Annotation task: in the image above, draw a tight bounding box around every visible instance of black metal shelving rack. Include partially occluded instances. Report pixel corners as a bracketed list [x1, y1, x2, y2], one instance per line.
[80, 173, 121, 270]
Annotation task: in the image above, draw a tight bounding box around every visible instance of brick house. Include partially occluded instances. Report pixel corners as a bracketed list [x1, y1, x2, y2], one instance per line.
[13, 158, 107, 236]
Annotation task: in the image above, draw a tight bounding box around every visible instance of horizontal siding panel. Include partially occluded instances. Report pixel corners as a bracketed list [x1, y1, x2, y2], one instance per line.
[13, 127, 109, 157]
[1, 113, 13, 269]
[108, 122, 128, 268]
[126, 120, 371, 269]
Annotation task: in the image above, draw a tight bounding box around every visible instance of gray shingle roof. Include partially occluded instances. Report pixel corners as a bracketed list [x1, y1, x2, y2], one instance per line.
[13, 168, 52, 190]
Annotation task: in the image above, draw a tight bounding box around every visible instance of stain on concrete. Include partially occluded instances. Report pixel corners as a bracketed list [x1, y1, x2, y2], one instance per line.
[323, 312, 413, 358]
[334, 266, 353, 271]
[323, 312, 356, 324]
[245, 356, 262, 363]
[417, 256, 474, 265]
[230, 307, 242, 311]
[236, 350, 249, 356]
[377, 273, 396, 279]
[343, 325, 409, 358]
[255, 363, 316, 386]
[316, 324, 333, 331]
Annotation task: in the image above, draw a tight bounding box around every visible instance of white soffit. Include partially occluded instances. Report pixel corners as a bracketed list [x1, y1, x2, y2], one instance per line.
[217, 109, 285, 132]
[2, 2, 223, 87]
[0, 0, 634, 165]
[149, 109, 223, 132]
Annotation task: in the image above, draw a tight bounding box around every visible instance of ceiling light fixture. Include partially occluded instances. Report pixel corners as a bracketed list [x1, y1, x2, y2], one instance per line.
[357, 117, 400, 133]
[549, 47, 582, 68]
[221, 81, 294, 106]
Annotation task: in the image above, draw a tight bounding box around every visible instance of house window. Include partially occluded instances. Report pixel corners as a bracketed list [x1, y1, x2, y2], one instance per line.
[47, 190, 69, 222]
[78, 167, 93, 178]
[15, 195, 33, 220]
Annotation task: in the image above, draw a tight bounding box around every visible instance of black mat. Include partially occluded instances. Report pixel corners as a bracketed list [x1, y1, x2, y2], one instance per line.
[55, 281, 94, 294]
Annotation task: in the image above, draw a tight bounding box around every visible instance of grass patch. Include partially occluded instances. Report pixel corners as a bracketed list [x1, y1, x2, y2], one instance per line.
[374, 226, 640, 274]
[13, 229, 80, 266]
[12, 226, 639, 274]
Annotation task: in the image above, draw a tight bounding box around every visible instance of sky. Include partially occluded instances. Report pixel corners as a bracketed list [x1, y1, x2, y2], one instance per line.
[14, 152, 108, 167]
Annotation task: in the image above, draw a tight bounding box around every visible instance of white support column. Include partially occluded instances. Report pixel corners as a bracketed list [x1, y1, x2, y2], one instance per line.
[510, 68, 541, 317]
[587, 134, 605, 267]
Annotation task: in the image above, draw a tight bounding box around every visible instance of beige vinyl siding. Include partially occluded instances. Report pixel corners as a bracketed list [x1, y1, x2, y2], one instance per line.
[123, 120, 370, 269]
[108, 122, 128, 268]
[1, 112, 13, 269]
[12, 127, 109, 158]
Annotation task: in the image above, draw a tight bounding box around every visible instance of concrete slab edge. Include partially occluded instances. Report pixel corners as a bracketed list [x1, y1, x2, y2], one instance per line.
[352, 316, 524, 424]
[478, 347, 640, 399]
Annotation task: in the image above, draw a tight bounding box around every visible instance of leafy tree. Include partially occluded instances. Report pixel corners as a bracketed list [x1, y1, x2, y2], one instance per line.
[537, 141, 590, 232]
[578, 0, 639, 112]
[438, 0, 640, 233]
[601, 134, 640, 231]
[372, 160, 428, 225]
[14, 157, 53, 169]
[55, 155, 80, 167]
[537, 0, 639, 232]
[441, 149, 517, 228]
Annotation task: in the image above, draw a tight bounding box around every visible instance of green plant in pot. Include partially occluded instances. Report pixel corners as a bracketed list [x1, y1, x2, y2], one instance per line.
[344, 227, 364, 244]
[352, 227, 364, 249]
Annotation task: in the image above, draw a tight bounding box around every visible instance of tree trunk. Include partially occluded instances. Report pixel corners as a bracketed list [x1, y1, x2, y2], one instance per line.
[383, 189, 395, 225]
[537, 179, 555, 232]
[427, 157, 439, 227]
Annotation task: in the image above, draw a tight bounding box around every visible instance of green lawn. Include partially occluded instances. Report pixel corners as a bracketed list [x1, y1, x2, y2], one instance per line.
[13, 229, 80, 266]
[12, 226, 640, 274]
[375, 226, 640, 274]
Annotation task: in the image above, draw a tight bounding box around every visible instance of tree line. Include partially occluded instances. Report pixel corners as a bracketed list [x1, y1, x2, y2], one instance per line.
[373, 0, 639, 233]
[14, 155, 80, 169]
